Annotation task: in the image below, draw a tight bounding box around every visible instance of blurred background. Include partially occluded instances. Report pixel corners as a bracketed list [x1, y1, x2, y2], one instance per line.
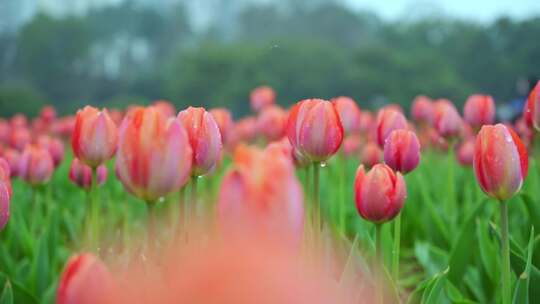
[0, 0, 539, 118]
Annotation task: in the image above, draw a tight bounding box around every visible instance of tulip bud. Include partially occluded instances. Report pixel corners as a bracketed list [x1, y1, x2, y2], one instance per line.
[10, 127, 31, 151]
[433, 99, 462, 139]
[152, 100, 176, 118]
[342, 135, 362, 158]
[57, 253, 112, 304]
[37, 135, 65, 168]
[19, 144, 54, 185]
[358, 111, 374, 134]
[463, 94, 495, 129]
[72, 106, 118, 168]
[411, 95, 434, 125]
[227, 116, 257, 149]
[354, 164, 406, 223]
[456, 139, 475, 166]
[250, 85, 276, 112]
[286, 99, 344, 163]
[210, 108, 234, 144]
[255, 105, 288, 141]
[69, 158, 108, 191]
[40, 105, 57, 124]
[383, 130, 421, 174]
[3, 148, 20, 177]
[115, 106, 192, 202]
[0, 179, 10, 231]
[374, 108, 408, 147]
[0, 158, 12, 197]
[177, 107, 222, 177]
[331, 96, 361, 135]
[361, 142, 382, 168]
[524, 81, 540, 131]
[473, 124, 528, 201]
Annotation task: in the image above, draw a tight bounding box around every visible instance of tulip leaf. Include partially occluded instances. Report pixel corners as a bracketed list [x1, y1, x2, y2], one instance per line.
[520, 194, 540, 234]
[0, 281, 13, 304]
[421, 267, 449, 304]
[0, 273, 38, 304]
[475, 219, 499, 285]
[32, 231, 49, 296]
[512, 227, 535, 304]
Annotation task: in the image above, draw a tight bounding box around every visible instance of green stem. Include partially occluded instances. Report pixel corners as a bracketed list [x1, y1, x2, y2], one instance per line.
[89, 168, 99, 251]
[375, 223, 384, 304]
[339, 156, 346, 235]
[446, 141, 456, 216]
[313, 162, 321, 236]
[500, 201, 511, 304]
[191, 176, 198, 220]
[392, 213, 401, 279]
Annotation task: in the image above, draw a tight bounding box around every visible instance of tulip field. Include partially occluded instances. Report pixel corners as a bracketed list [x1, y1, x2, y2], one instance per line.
[0, 85, 539, 304]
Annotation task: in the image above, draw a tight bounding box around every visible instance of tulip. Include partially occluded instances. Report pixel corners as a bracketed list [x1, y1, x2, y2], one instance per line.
[361, 142, 382, 168]
[115, 106, 192, 203]
[383, 130, 421, 174]
[331, 96, 361, 134]
[433, 99, 462, 139]
[373, 108, 408, 147]
[18, 144, 54, 185]
[3, 148, 20, 177]
[209, 108, 234, 144]
[152, 100, 176, 118]
[10, 114, 27, 129]
[69, 158, 108, 191]
[227, 116, 257, 149]
[37, 135, 65, 168]
[342, 135, 362, 158]
[456, 139, 475, 166]
[40, 105, 57, 124]
[218, 144, 304, 247]
[57, 253, 112, 304]
[255, 105, 288, 141]
[9, 127, 31, 151]
[0, 158, 12, 197]
[286, 99, 344, 163]
[473, 123, 528, 304]
[354, 164, 406, 223]
[250, 85, 276, 112]
[411, 95, 434, 125]
[177, 107, 222, 177]
[524, 80, 540, 131]
[473, 124, 528, 201]
[0, 179, 10, 231]
[72, 106, 118, 168]
[0, 119, 10, 145]
[463, 94, 495, 129]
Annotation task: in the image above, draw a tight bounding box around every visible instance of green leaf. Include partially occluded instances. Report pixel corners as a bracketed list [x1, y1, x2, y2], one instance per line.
[0, 281, 13, 304]
[421, 267, 449, 304]
[512, 227, 535, 304]
[520, 194, 540, 235]
[414, 242, 448, 276]
[32, 231, 50, 296]
[475, 219, 499, 285]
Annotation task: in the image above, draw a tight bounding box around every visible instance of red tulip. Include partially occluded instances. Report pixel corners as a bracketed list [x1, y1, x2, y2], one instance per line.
[115, 106, 192, 202]
[361, 142, 382, 168]
[36, 135, 65, 168]
[331, 96, 361, 134]
[0, 178, 10, 231]
[411, 95, 434, 125]
[57, 253, 112, 304]
[72, 106, 118, 168]
[40, 105, 57, 124]
[152, 100, 176, 118]
[250, 85, 276, 112]
[177, 107, 222, 177]
[286, 99, 344, 163]
[9, 127, 31, 151]
[524, 81, 540, 131]
[69, 158, 108, 191]
[463, 94, 495, 129]
[3, 148, 20, 177]
[210, 108, 234, 144]
[354, 164, 406, 223]
[18, 144, 54, 185]
[255, 105, 288, 141]
[473, 124, 528, 201]
[373, 108, 408, 147]
[433, 99, 463, 139]
[218, 144, 304, 246]
[383, 130, 421, 174]
[456, 139, 475, 166]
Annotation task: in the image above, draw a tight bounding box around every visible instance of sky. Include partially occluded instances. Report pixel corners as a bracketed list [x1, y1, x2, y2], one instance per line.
[344, 0, 540, 22]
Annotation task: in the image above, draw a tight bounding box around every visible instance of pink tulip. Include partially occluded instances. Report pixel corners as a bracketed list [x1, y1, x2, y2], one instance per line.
[411, 95, 434, 125]
[0, 158, 12, 198]
[524, 81, 540, 131]
[361, 142, 382, 168]
[152, 100, 176, 118]
[19, 144, 54, 185]
[286, 99, 344, 163]
[456, 139, 475, 166]
[473, 124, 528, 201]
[342, 135, 362, 158]
[3, 148, 20, 177]
[72, 106, 118, 168]
[463, 94, 496, 129]
[36, 135, 65, 168]
[209, 108, 234, 144]
[433, 99, 463, 139]
[358, 111, 374, 134]
[57, 253, 113, 304]
[40, 105, 57, 124]
[373, 108, 408, 147]
[10, 114, 27, 129]
[115, 106, 192, 202]
[383, 130, 421, 174]
[255, 105, 288, 141]
[0, 178, 10, 231]
[0, 119, 10, 145]
[354, 164, 406, 223]
[250, 85, 276, 112]
[331, 96, 361, 134]
[9, 127, 31, 151]
[69, 158, 108, 191]
[177, 107, 222, 177]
